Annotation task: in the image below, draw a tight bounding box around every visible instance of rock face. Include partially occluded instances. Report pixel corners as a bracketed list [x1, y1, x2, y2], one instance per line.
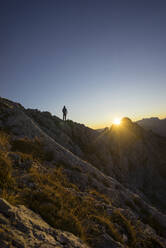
[0, 198, 89, 248]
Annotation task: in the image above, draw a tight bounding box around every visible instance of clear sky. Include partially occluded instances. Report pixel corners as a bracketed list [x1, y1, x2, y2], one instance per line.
[1, 0, 166, 128]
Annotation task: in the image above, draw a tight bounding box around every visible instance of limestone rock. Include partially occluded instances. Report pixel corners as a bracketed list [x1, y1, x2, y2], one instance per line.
[0, 198, 89, 248]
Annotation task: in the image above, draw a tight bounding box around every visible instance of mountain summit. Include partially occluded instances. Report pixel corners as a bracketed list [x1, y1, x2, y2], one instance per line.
[0, 97, 166, 248]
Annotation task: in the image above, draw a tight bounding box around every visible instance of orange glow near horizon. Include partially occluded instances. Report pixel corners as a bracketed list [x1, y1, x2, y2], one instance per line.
[86, 114, 166, 130]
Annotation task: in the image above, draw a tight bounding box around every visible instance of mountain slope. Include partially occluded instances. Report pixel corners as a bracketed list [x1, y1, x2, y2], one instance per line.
[0, 97, 166, 248]
[26, 108, 166, 212]
[137, 117, 166, 137]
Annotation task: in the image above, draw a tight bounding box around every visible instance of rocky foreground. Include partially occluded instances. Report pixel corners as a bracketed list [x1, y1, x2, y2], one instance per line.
[0, 97, 166, 247]
[0, 198, 89, 248]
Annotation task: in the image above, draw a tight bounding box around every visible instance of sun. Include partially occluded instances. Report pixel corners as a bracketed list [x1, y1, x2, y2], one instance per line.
[113, 118, 121, 125]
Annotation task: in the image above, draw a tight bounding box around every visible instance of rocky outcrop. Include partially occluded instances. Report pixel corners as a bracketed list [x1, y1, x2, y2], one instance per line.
[0, 198, 89, 248]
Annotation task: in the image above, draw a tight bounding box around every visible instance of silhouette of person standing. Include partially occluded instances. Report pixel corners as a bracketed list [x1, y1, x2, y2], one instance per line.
[62, 105, 67, 121]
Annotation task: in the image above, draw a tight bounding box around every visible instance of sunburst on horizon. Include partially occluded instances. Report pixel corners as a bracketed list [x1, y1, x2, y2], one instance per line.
[113, 118, 121, 125]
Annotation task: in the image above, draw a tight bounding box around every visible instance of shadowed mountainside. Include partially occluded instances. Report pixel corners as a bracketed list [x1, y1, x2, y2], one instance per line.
[137, 117, 166, 137]
[0, 97, 166, 248]
[101, 117, 166, 212]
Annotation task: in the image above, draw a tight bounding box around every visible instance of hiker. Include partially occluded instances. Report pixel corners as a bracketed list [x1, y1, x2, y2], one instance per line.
[62, 105, 67, 121]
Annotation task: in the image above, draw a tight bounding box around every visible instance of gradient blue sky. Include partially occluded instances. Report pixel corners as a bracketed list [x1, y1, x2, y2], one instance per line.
[1, 0, 166, 128]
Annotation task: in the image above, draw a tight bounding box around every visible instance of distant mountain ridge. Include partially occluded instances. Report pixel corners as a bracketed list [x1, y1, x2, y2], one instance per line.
[137, 117, 166, 137]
